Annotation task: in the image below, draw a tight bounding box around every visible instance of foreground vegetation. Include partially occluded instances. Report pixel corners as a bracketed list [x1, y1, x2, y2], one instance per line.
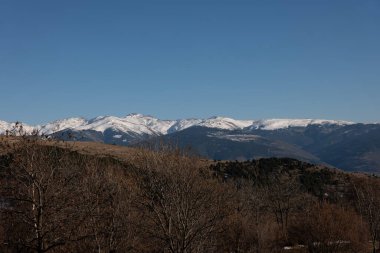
[0, 135, 380, 252]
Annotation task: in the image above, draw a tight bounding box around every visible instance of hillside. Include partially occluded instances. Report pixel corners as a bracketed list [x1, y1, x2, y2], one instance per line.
[147, 124, 380, 173]
[1, 137, 379, 252]
[1, 115, 380, 173]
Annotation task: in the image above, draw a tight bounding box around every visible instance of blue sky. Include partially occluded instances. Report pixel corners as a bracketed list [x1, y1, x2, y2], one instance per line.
[1, 0, 379, 124]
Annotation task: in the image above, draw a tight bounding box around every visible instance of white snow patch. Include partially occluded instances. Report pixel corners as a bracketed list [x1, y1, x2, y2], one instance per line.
[208, 133, 262, 142]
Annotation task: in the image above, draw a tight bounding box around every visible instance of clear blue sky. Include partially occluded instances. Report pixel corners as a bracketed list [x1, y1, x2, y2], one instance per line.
[1, 0, 379, 124]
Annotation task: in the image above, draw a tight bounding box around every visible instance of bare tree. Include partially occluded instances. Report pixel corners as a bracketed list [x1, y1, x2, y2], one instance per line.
[78, 159, 137, 253]
[132, 148, 229, 253]
[353, 177, 380, 253]
[264, 175, 301, 241]
[218, 180, 272, 253]
[0, 137, 89, 252]
[290, 201, 368, 253]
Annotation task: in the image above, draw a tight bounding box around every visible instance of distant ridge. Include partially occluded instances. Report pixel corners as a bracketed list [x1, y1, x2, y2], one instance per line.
[0, 113, 356, 136]
[2, 114, 380, 173]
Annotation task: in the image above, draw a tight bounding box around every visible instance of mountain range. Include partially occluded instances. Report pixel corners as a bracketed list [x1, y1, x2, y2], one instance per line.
[1, 113, 379, 173]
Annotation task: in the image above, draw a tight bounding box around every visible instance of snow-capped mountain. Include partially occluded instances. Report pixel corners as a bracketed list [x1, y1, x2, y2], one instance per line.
[0, 114, 356, 136]
[39, 117, 88, 135]
[197, 116, 254, 130]
[0, 120, 12, 133]
[1, 114, 380, 173]
[0, 120, 35, 135]
[247, 119, 354, 131]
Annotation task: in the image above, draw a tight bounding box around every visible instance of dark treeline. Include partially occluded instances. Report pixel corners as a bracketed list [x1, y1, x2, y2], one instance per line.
[0, 136, 380, 253]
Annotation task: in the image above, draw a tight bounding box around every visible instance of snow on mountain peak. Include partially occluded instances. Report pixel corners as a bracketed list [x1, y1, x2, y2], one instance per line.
[248, 119, 354, 130]
[0, 120, 36, 135]
[40, 117, 88, 134]
[126, 113, 146, 118]
[0, 120, 12, 134]
[73, 115, 174, 136]
[0, 114, 357, 137]
[198, 116, 254, 130]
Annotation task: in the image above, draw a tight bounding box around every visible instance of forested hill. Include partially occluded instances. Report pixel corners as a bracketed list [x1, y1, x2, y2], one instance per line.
[1, 138, 380, 252]
[210, 158, 361, 202]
